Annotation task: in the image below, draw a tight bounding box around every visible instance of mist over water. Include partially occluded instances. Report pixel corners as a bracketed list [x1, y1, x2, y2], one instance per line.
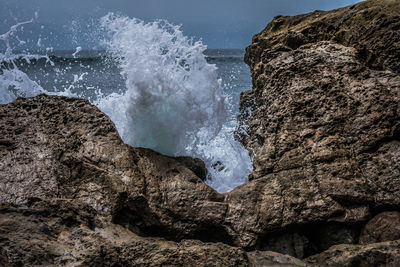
[0, 15, 253, 192]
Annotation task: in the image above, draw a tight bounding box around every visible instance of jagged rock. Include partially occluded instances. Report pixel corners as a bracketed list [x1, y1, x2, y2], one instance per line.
[0, 95, 310, 266]
[306, 240, 400, 266]
[232, 40, 400, 250]
[359, 211, 400, 245]
[0, 95, 226, 242]
[234, 0, 400, 256]
[0, 200, 250, 266]
[245, 0, 400, 74]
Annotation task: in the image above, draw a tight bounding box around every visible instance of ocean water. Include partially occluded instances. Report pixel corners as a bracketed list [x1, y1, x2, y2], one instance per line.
[0, 15, 252, 192]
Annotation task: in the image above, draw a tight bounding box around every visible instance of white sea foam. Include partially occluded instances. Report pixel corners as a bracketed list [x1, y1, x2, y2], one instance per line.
[0, 19, 47, 103]
[0, 19, 33, 56]
[99, 13, 227, 155]
[72, 46, 82, 58]
[98, 13, 252, 192]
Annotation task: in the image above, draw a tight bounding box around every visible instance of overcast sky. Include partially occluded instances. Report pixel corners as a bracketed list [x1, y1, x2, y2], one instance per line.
[1, 0, 362, 50]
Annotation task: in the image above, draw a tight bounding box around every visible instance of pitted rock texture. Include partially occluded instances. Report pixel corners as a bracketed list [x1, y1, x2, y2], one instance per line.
[235, 0, 400, 260]
[306, 240, 400, 267]
[0, 95, 309, 266]
[359, 211, 400, 245]
[235, 40, 400, 251]
[245, 0, 400, 74]
[0, 201, 250, 266]
[0, 95, 223, 242]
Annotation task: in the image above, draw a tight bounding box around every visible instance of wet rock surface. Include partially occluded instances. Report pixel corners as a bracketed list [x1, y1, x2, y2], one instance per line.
[1, 0, 400, 265]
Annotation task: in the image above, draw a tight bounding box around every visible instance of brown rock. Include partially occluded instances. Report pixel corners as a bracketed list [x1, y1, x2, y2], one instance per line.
[0, 95, 311, 265]
[0, 200, 250, 266]
[245, 0, 400, 74]
[0, 95, 221, 242]
[306, 240, 400, 267]
[234, 0, 400, 255]
[233, 40, 399, 250]
[359, 211, 400, 245]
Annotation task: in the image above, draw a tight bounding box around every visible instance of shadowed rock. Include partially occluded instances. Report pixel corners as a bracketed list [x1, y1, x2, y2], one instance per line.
[0, 95, 308, 266]
[235, 0, 400, 260]
[306, 240, 400, 266]
[359, 211, 400, 245]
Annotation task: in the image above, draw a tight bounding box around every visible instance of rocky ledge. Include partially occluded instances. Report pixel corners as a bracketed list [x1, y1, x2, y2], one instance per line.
[0, 95, 310, 266]
[1, 0, 400, 266]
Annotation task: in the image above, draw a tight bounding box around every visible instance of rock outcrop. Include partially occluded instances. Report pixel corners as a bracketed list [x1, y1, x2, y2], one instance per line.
[0, 95, 307, 266]
[359, 211, 400, 245]
[1, 0, 400, 265]
[0, 201, 250, 266]
[236, 40, 400, 252]
[306, 240, 400, 266]
[244, 0, 400, 74]
[236, 0, 400, 261]
[0, 95, 221, 241]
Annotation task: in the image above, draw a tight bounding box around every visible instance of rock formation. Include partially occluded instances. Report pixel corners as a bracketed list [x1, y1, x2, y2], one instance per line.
[244, 0, 400, 75]
[306, 240, 400, 266]
[238, 0, 400, 261]
[0, 95, 305, 266]
[1, 0, 400, 265]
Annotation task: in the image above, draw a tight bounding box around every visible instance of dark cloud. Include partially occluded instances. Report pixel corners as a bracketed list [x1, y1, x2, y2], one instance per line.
[0, 0, 362, 49]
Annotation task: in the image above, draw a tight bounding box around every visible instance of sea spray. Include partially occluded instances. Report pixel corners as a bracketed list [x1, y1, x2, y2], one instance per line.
[0, 19, 47, 103]
[98, 13, 252, 192]
[99, 13, 226, 155]
[0, 15, 252, 192]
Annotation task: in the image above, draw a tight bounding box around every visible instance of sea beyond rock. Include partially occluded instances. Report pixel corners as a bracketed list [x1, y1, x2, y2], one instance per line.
[1, 0, 400, 266]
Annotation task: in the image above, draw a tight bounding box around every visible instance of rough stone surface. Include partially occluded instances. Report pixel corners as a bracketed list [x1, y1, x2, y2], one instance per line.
[234, 39, 400, 250]
[0, 95, 223, 241]
[306, 240, 400, 267]
[0, 94, 379, 257]
[359, 211, 400, 245]
[0, 95, 308, 266]
[0, 201, 249, 266]
[245, 0, 400, 74]
[235, 0, 400, 256]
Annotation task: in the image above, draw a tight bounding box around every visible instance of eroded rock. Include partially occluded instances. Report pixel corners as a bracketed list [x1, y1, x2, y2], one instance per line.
[245, 0, 400, 74]
[231, 40, 400, 251]
[0, 200, 250, 266]
[0, 95, 311, 265]
[306, 240, 400, 267]
[234, 0, 400, 256]
[359, 211, 400, 245]
[0, 95, 222, 240]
